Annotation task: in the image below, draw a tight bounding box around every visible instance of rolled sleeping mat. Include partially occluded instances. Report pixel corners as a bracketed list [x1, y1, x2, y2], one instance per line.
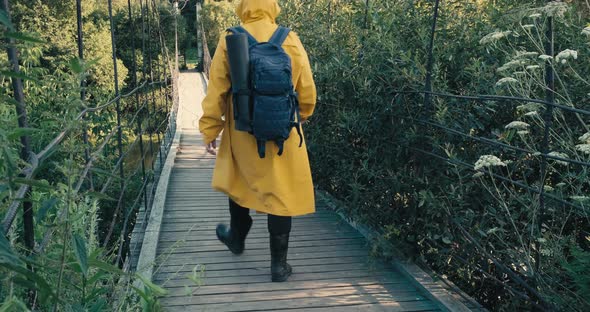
[226, 33, 251, 132]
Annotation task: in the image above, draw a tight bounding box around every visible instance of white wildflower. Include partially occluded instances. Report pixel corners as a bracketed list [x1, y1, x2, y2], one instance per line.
[524, 111, 539, 118]
[522, 24, 535, 30]
[571, 196, 589, 203]
[529, 13, 542, 19]
[516, 51, 539, 58]
[472, 172, 485, 178]
[480, 31, 512, 45]
[517, 102, 544, 113]
[517, 130, 530, 135]
[576, 144, 590, 155]
[513, 71, 526, 76]
[505, 121, 530, 130]
[578, 132, 590, 143]
[544, 185, 554, 192]
[497, 60, 526, 72]
[541, 1, 568, 18]
[582, 26, 590, 36]
[526, 65, 541, 70]
[474, 155, 507, 171]
[539, 54, 553, 61]
[496, 77, 518, 86]
[555, 49, 578, 63]
[547, 151, 569, 166]
[556, 182, 566, 188]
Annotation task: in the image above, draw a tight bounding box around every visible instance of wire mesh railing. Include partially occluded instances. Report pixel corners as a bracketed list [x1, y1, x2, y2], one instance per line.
[1, 0, 179, 279]
[389, 1, 589, 310]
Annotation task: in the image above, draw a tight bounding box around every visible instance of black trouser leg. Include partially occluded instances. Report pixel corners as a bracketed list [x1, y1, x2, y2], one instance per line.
[216, 199, 252, 255]
[229, 199, 251, 228]
[268, 214, 292, 282]
[267, 214, 292, 235]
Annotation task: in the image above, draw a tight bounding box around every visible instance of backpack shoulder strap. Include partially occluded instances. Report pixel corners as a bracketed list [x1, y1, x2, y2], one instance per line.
[227, 26, 258, 46]
[269, 26, 291, 46]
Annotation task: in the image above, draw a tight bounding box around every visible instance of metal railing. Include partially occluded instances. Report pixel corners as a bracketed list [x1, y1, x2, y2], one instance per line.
[1, 0, 178, 270]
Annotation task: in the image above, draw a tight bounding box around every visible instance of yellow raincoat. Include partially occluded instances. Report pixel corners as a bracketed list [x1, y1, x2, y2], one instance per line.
[199, 0, 317, 217]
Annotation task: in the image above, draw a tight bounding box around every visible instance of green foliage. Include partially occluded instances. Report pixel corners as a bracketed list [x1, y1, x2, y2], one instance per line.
[1, 0, 178, 310]
[563, 242, 590, 300]
[201, 0, 239, 56]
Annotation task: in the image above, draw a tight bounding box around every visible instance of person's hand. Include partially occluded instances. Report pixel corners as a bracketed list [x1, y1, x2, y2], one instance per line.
[206, 139, 217, 155]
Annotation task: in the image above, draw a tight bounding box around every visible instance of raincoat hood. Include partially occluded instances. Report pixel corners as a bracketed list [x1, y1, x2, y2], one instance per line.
[236, 0, 281, 24]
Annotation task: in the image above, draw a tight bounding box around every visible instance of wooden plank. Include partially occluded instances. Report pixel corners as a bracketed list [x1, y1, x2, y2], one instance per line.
[159, 223, 348, 232]
[160, 290, 427, 309]
[160, 279, 443, 297]
[157, 229, 363, 242]
[156, 269, 404, 288]
[157, 236, 366, 250]
[154, 256, 376, 274]
[156, 238, 368, 255]
[394, 262, 473, 312]
[160, 284, 419, 305]
[155, 262, 393, 281]
[158, 213, 335, 221]
[264, 301, 440, 312]
[155, 244, 370, 263]
[156, 241, 368, 254]
[158, 292, 435, 312]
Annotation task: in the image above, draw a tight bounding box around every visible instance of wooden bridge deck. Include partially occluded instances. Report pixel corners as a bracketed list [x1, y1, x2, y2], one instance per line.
[139, 72, 480, 311]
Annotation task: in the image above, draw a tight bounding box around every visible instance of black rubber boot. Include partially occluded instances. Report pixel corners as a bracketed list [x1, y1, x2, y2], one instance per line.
[216, 215, 252, 255]
[270, 233, 292, 282]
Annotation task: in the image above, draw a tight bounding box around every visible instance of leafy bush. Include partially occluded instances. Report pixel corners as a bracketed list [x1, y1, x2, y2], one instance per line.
[1, 0, 181, 310]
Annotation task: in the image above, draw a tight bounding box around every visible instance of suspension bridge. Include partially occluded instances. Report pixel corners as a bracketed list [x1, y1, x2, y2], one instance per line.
[4, 0, 587, 311]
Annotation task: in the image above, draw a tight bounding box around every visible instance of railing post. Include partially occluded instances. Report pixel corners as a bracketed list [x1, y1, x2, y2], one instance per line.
[364, 0, 370, 30]
[129, 0, 148, 215]
[144, 0, 155, 173]
[423, 0, 440, 114]
[1, 0, 34, 253]
[536, 5, 555, 306]
[76, 0, 93, 191]
[104, 0, 125, 248]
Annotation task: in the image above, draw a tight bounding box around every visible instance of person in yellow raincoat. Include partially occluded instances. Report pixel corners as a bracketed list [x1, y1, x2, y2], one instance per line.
[198, 0, 317, 282]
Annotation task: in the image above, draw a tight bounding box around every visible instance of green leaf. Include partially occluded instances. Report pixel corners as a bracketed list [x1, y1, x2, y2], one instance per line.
[88, 258, 123, 275]
[36, 197, 58, 225]
[0, 70, 39, 82]
[0, 9, 14, 31]
[2, 146, 17, 176]
[0, 297, 29, 312]
[88, 299, 107, 312]
[13, 178, 51, 190]
[5, 31, 44, 44]
[86, 191, 116, 202]
[131, 286, 150, 303]
[73, 234, 88, 277]
[0, 233, 20, 266]
[87, 271, 108, 285]
[8, 128, 40, 140]
[0, 184, 9, 202]
[2, 264, 57, 305]
[69, 57, 83, 74]
[135, 273, 168, 296]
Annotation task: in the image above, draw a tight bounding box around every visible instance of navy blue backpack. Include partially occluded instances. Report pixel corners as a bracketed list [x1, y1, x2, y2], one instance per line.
[228, 26, 303, 158]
